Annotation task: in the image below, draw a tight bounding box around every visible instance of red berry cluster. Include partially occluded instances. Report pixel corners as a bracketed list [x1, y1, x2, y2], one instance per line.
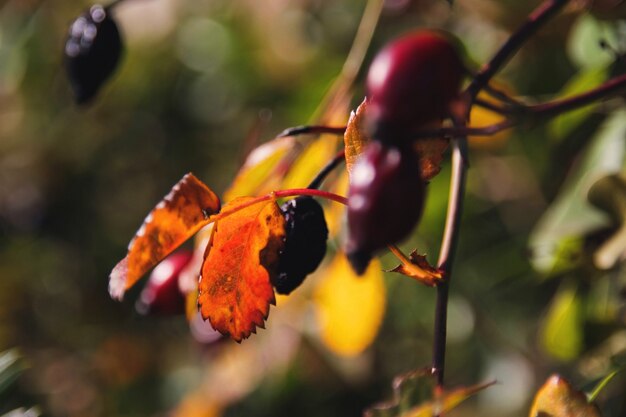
[346, 30, 464, 274]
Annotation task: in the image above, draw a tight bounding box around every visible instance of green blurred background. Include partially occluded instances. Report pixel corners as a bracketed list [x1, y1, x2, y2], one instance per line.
[1, 0, 626, 416]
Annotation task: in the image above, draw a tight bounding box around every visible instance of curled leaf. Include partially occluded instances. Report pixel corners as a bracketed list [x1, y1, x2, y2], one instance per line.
[344, 98, 448, 181]
[198, 197, 286, 341]
[109, 173, 220, 300]
[388, 248, 443, 286]
[529, 375, 601, 417]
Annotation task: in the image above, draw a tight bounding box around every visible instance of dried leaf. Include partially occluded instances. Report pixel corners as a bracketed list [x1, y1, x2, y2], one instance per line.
[314, 253, 385, 356]
[528, 375, 601, 417]
[388, 249, 443, 287]
[198, 197, 286, 341]
[109, 173, 220, 300]
[344, 98, 370, 177]
[223, 136, 296, 203]
[401, 381, 495, 417]
[414, 137, 449, 180]
[344, 98, 447, 181]
[365, 367, 494, 417]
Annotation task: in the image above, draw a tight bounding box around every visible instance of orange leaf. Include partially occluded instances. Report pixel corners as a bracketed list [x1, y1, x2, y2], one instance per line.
[109, 173, 220, 300]
[388, 248, 443, 286]
[198, 197, 286, 341]
[344, 98, 448, 181]
[529, 375, 601, 417]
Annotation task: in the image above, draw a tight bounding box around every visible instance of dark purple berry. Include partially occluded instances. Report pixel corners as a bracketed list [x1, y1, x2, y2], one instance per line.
[64, 5, 122, 104]
[136, 250, 193, 316]
[346, 141, 426, 274]
[273, 196, 329, 295]
[366, 30, 463, 143]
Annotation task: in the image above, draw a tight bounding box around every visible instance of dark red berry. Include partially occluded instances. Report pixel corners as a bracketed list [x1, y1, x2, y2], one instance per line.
[346, 141, 425, 274]
[273, 196, 329, 295]
[64, 5, 122, 104]
[136, 250, 193, 316]
[366, 30, 464, 142]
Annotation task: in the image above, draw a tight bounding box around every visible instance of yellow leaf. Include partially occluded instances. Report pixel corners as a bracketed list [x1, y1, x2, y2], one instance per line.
[281, 134, 342, 190]
[223, 136, 295, 203]
[314, 253, 386, 356]
[324, 170, 349, 238]
[387, 248, 443, 286]
[469, 84, 514, 150]
[540, 283, 583, 361]
[529, 375, 601, 417]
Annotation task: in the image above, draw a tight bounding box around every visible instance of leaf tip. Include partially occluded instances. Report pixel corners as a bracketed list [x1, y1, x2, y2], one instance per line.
[108, 257, 129, 301]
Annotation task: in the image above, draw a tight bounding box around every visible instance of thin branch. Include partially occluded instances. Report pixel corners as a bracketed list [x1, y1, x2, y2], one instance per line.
[277, 125, 347, 138]
[473, 97, 513, 115]
[466, 0, 570, 99]
[307, 150, 346, 190]
[529, 72, 626, 118]
[431, 135, 468, 388]
[483, 83, 525, 107]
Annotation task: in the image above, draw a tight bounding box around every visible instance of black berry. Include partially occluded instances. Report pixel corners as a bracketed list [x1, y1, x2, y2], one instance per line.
[64, 5, 122, 104]
[273, 197, 329, 295]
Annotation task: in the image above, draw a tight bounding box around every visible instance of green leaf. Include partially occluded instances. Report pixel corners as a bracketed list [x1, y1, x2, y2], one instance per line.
[548, 66, 608, 142]
[567, 14, 617, 70]
[529, 110, 626, 276]
[587, 369, 621, 402]
[540, 283, 583, 361]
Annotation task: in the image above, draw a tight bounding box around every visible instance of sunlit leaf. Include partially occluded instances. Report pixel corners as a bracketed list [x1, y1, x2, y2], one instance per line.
[281, 134, 342, 190]
[388, 248, 443, 286]
[223, 136, 296, 203]
[324, 170, 349, 237]
[529, 375, 601, 417]
[344, 98, 370, 177]
[365, 367, 493, 417]
[344, 98, 447, 181]
[313, 253, 385, 356]
[529, 110, 626, 276]
[549, 66, 608, 142]
[109, 173, 221, 300]
[540, 283, 583, 361]
[198, 197, 285, 341]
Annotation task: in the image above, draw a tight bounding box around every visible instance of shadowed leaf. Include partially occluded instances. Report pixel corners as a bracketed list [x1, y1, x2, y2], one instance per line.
[365, 367, 493, 417]
[198, 197, 285, 341]
[109, 173, 220, 300]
